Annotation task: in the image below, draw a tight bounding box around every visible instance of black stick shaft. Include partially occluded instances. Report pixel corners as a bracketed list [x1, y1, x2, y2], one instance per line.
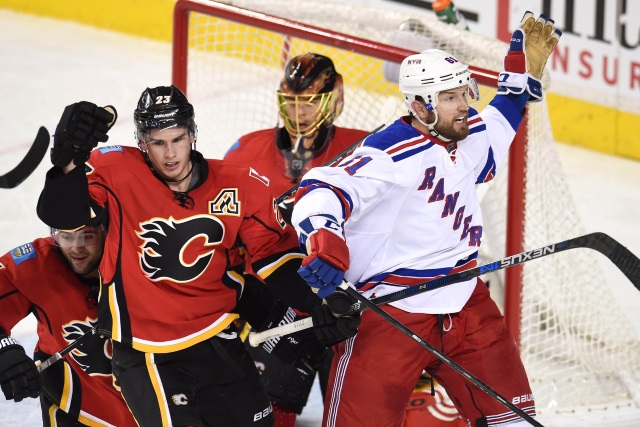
[340, 284, 544, 427]
[248, 232, 640, 347]
[0, 127, 49, 189]
[37, 327, 97, 373]
[369, 232, 640, 309]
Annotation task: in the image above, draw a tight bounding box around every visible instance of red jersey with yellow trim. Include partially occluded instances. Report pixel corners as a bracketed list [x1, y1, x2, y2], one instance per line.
[0, 238, 136, 426]
[224, 126, 370, 201]
[84, 146, 302, 353]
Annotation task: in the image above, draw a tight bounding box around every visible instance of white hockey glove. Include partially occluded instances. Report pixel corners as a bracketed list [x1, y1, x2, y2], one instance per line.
[497, 11, 562, 102]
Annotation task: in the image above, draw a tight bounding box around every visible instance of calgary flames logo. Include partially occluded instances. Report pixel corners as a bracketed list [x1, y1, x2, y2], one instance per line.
[62, 318, 112, 376]
[137, 215, 224, 283]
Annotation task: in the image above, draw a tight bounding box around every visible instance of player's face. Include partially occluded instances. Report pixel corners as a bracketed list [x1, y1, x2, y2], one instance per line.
[434, 86, 470, 141]
[55, 226, 106, 278]
[278, 92, 331, 144]
[141, 126, 193, 185]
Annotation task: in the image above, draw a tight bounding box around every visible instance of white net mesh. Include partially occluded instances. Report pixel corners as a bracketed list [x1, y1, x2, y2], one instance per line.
[176, 1, 640, 424]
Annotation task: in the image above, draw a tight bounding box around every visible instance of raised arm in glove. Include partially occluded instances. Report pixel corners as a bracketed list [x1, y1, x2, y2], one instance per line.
[497, 11, 562, 103]
[51, 101, 117, 171]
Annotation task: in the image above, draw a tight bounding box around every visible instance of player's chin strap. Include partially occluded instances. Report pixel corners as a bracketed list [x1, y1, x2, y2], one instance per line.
[413, 104, 453, 143]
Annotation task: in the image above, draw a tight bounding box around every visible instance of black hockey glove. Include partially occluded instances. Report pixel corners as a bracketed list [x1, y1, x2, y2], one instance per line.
[51, 101, 118, 167]
[311, 289, 361, 347]
[260, 305, 328, 375]
[0, 335, 40, 402]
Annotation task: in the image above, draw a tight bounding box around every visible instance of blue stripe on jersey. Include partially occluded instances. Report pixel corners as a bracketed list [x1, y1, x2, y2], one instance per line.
[467, 107, 487, 135]
[488, 95, 525, 131]
[391, 142, 435, 162]
[357, 252, 478, 288]
[298, 179, 354, 218]
[469, 123, 487, 135]
[363, 118, 439, 163]
[476, 147, 496, 183]
[362, 118, 421, 152]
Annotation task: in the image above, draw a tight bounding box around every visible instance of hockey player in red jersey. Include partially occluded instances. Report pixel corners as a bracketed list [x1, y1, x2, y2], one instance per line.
[225, 52, 370, 426]
[0, 225, 137, 426]
[291, 12, 561, 427]
[225, 53, 370, 214]
[36, 85, 359, 426]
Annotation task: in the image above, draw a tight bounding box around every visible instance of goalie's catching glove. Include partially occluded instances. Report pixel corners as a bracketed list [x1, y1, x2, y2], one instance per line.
[497, 11, 561, 103]
[0, 335, 40, 402]
[51, 101, 118, 168]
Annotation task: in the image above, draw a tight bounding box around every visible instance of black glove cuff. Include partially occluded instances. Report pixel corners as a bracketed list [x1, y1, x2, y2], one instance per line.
[0, 335, 24, 355]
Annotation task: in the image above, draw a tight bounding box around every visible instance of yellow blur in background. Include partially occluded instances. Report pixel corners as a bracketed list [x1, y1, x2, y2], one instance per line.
[2, 0, 638, 160]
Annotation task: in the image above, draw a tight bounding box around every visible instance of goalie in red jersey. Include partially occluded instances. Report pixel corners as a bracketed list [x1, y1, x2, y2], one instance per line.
[224, 53, 370, 427]
[0, 224, 137, 426]
[36, 85, 359, 426]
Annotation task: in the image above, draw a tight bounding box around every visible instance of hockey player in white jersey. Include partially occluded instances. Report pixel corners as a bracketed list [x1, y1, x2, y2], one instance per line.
[291, 12, 561, 427]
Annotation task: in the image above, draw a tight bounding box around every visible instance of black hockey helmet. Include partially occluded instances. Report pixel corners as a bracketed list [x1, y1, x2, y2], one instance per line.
[134, 85, 197, 143]
[281, 53, 339, 94]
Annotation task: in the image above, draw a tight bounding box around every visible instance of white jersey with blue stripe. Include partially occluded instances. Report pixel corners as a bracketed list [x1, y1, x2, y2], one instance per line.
[292, 96, 523, 314]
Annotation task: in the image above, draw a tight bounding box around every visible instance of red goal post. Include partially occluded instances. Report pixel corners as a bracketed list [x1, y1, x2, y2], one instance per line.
[172, 0, 527, 342]
[171, 1, 640, 424]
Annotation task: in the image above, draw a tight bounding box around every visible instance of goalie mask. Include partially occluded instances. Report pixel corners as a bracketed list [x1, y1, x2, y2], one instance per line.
[277, 53, 344, 141]
[134, 85, 197, 146]
[399, 49, 479, 135]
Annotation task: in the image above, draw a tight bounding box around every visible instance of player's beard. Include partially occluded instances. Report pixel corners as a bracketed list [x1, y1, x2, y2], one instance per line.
[434, 115, 469, 141]
[65, 250, 101, 277]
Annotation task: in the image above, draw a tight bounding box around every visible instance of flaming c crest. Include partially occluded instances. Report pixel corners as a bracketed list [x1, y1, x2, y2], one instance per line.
[137, 215, 224, 283]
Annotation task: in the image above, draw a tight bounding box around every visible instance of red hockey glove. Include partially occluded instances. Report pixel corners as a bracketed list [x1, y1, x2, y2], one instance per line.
[298, 228, 350, 299]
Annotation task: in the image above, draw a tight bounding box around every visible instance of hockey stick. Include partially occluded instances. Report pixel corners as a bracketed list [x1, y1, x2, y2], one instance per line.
[248, 232, 640, 345]
[339, 283, 543, 427]
[0, 127, 50, 189]
[37, 327, 97, 373]
[274, 124, 384, 205]
[371, 231, 640, 307]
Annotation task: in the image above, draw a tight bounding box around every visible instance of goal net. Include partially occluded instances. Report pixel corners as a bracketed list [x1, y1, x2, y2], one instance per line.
[172, 1, 640, 425]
